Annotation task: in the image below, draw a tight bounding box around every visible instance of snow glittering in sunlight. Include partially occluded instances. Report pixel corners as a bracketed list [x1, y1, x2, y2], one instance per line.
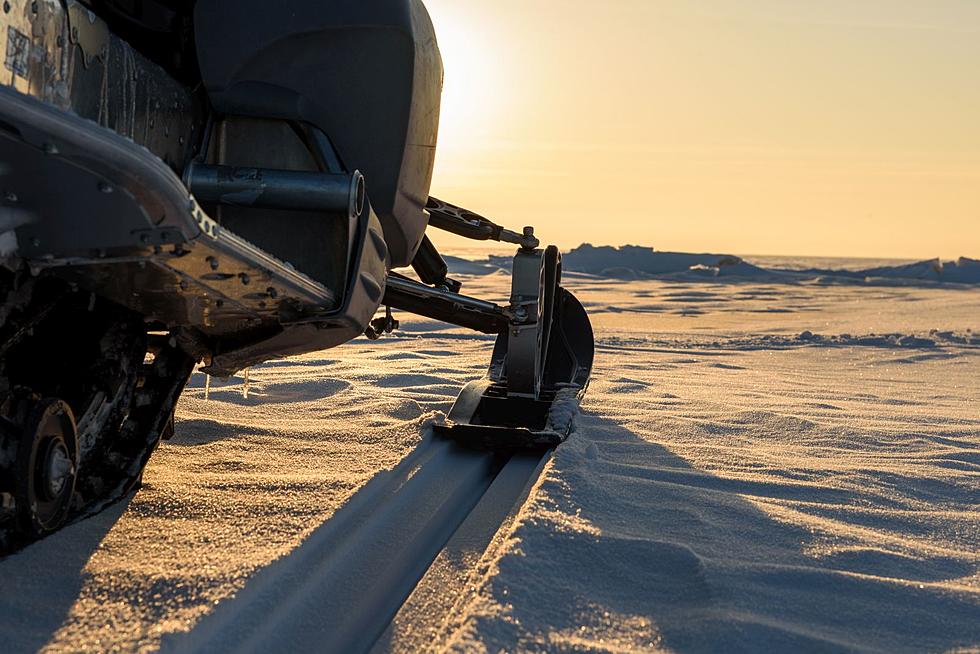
[1, 254, 977, 652]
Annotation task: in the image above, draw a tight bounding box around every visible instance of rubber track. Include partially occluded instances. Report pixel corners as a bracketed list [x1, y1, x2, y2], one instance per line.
[164, 434, 549, 653]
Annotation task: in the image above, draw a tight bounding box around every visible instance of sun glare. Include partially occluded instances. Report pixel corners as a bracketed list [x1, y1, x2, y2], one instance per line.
[428, 4, 506, 152]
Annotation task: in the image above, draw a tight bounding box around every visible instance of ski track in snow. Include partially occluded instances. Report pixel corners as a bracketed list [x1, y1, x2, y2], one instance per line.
[0, 260, 978, 653]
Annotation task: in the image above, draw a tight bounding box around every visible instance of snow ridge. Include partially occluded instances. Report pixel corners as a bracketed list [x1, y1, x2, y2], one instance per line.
[465, 245, 980, 286]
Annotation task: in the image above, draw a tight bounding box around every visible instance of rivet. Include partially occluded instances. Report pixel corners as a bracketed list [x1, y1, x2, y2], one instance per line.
[239, 273, 250, 285]
[98, 181, 113, 193]
[3, 191, 17, 203]
[207, 256, 219, 270]
[179, 280, 189, 291]
[42, 142, 59, 154]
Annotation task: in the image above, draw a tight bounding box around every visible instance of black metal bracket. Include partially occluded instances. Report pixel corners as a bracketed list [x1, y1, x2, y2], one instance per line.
[364, 305, 399, 340]
[410, 234, 461, 293]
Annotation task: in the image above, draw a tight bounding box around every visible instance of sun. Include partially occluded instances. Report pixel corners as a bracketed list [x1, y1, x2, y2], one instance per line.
[427, 2, 508, 151]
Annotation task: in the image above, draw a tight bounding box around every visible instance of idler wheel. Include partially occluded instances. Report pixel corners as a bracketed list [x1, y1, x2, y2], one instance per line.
[14, 399, 79, 537]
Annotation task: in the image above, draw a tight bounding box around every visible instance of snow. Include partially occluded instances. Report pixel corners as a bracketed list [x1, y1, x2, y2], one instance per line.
[482, 244, 980, 286]
[560, 245, 766, 278]
[0, 251, 978, 652]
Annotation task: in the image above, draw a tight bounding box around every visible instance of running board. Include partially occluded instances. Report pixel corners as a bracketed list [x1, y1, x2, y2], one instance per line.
[0, 86, 389, 375]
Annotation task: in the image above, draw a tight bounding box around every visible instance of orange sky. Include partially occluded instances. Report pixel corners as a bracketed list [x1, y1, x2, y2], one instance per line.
[422, 0, 980, 259]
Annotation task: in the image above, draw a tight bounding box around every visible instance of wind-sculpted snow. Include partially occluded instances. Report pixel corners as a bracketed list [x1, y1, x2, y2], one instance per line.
[853, 256, 980, 284]
[0, 267, 977, 653]
[560, 244, 769, 279]
[466, 244, 980, 286]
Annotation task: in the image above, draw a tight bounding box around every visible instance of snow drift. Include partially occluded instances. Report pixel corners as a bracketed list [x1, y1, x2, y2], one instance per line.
[469, 245, 980, 286]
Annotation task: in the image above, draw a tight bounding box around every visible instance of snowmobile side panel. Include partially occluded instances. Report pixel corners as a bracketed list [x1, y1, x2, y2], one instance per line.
[0, 0, 201, 171]
[193, 0, 443, 268]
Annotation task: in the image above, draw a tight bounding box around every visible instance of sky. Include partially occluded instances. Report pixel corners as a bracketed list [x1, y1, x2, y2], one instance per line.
[422, 0, 980, 259]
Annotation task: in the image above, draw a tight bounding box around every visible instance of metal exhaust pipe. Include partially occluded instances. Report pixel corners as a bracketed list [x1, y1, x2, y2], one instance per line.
[187, 164, 365, 217]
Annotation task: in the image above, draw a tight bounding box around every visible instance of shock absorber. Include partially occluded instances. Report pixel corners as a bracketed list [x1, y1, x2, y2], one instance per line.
[411, 235, 461, 293]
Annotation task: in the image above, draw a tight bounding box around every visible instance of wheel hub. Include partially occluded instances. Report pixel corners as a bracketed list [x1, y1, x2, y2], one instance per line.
[42, 439, 73, 500]
[14, 398, 79, 536]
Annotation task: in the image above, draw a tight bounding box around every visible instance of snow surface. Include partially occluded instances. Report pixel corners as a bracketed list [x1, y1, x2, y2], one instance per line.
[0, 252, 978, 653]
[530, 244, 980, 286]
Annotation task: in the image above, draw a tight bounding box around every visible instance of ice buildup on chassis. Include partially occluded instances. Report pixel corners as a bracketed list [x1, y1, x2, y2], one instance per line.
[0, 0, 594, 550]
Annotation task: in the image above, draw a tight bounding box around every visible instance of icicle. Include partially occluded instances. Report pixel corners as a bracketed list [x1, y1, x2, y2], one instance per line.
[242, 368, 250, 400]
[204, 373, 211, 401]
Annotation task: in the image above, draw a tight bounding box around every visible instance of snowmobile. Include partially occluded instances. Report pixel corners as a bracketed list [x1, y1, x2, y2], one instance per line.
[0, 0, 593, 551]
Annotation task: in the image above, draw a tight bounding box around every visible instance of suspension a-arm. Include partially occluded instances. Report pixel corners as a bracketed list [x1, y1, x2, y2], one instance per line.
[383, 274, 509, 334]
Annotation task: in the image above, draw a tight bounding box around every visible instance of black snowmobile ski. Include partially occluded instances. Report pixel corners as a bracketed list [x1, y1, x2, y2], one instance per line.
[387, 230, 595, 451]
[434, 288, 593, 450]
